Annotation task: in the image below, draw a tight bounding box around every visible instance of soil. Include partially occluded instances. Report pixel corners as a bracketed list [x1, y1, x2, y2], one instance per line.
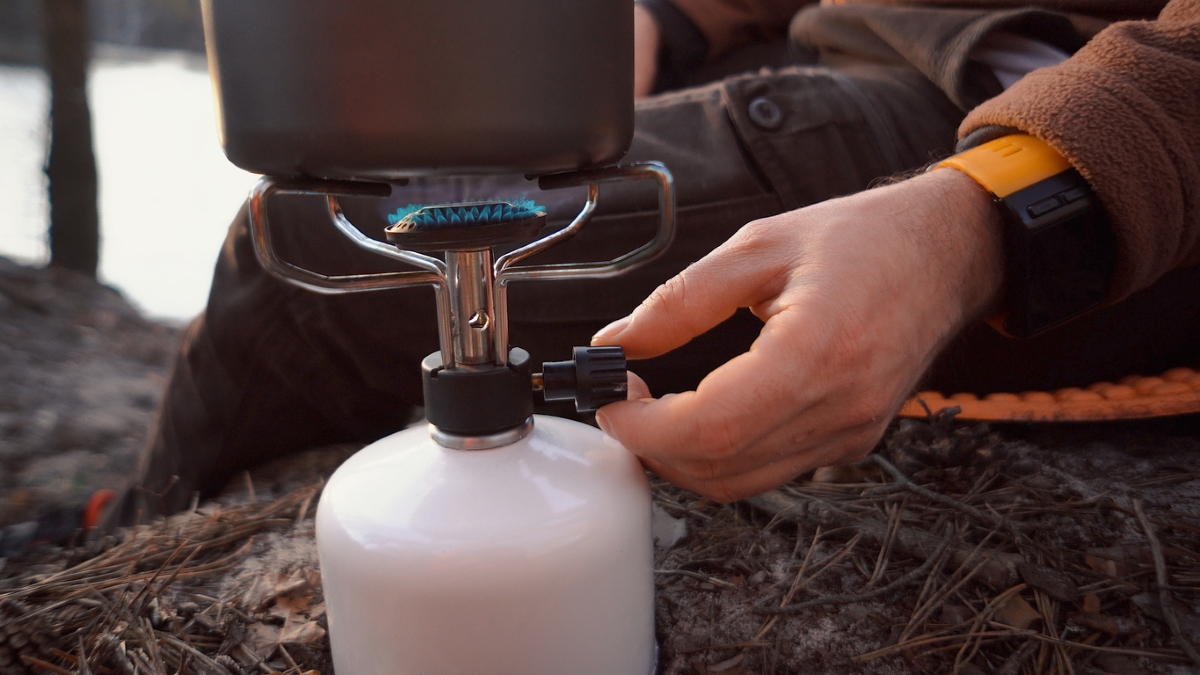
[0, 257, 178, 527]
[2, 256, 1200, 675]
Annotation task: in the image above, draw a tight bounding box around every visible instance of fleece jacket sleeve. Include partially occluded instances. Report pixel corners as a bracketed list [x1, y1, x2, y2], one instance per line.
[959, 0, 1200, 301]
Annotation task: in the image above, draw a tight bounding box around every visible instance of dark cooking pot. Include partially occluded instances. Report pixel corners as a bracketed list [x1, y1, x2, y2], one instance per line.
[201, 0, 634, 179]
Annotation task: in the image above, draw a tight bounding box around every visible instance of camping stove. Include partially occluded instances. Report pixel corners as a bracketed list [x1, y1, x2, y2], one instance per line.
[201, 0, 671, 668]
[245, 164, 674, 675]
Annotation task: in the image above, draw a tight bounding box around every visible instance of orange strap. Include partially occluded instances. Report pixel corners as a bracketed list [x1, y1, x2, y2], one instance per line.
[935, 134, 1073, 337]
[935, 134, 1070, 198]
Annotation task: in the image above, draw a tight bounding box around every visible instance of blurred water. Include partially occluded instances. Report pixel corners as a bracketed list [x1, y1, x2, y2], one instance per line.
[0, 48, 258, 321]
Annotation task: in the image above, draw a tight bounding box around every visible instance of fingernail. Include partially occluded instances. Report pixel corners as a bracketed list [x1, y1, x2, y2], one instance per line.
[595, 409, 613, 436]
[591, 315, 632, 344]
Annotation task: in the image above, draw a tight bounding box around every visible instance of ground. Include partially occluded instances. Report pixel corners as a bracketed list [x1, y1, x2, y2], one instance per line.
[0, 257, 178, 528]
[1, 257, 1199, 675]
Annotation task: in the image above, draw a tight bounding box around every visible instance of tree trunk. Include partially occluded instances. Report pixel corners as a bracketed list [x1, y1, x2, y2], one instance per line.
[43, 0, 99, 277]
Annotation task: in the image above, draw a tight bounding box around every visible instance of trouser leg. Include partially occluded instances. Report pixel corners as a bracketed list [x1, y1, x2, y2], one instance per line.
[120, 63, 967, 522]
[924, 266, 1200, 395]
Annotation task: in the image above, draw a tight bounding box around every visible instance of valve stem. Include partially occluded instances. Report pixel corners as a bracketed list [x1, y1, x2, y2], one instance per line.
[538, 346, 627, 412]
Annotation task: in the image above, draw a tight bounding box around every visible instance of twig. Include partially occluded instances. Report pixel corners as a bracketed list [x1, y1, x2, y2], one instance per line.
[294, 490, 315, 525]
[866, 455, 1028, 533]
[1133, 499, 1200, 668]
[277, 644, 301, 675]
[985, 622, 1191, 660]
[855, 629, 1037, 661]
[954, 584, 1028, 669]
[774, 532, 863, 603]
[864, 498, 904, 588]
[235, 645, 274, 675]
[900, 528, 1001, 643]
[157, 633, 232, 675]
[995, 639, 1039, 675]
[753, 525, 823, 640]
[140, 618, 168, 675]
[746, 490, 1020, 588]
[763, 527, 954, 615]
[654, 569, 737, 588]
[676, 640, 772, 654]
[20, 656, 77, 675]
[77, 634, 94, 675]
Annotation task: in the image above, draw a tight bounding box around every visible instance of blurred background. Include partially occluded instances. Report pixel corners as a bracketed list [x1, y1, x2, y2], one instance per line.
[0, 0, 256, 321]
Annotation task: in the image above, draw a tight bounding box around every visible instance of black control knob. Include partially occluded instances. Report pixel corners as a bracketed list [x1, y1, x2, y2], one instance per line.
[539, 346, 628, 412]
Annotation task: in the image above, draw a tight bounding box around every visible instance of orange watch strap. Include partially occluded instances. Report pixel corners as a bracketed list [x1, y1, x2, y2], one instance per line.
[935, 134, 1071, 198]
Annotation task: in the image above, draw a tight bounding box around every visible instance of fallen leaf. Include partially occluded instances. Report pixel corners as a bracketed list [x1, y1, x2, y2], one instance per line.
[243, 570, 319, 611]
[707, 654, 743, 674]
[242, 574, 285, 612]
[939, 603, 973, 626]
[274, 593, 312, 616]
[995, 594, 1041, 629]
[1082, 593, 1101, 614]
[242, 623, 280, 660]
[1068, 611, 1143, 636]
[1085, 555, 1122, 578]
[1017, 563, 1080, 603]
[274, 569, 314, 598]
[302, 569, 322, 590]
[280, 620, 326, 644]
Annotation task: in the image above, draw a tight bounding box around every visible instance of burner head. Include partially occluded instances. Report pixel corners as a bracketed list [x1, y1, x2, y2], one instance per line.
[384, 200, 546, 252]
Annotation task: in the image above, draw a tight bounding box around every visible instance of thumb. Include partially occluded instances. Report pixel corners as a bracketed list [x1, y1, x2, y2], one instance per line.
[591, 240, 784, 359]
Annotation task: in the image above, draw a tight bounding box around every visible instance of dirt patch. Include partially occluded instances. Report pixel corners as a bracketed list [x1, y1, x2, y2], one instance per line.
[650, 413, 1200, 674]
[0, 257, 179, 527]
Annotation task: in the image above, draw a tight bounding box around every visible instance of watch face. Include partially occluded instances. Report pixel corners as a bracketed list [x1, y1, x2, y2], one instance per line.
[1001, 170, 1115, 337]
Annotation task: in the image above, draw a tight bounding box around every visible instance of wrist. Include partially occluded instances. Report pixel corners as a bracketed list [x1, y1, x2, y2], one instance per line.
[932, 134, 1115, 337]
[919, 168, 1008, 325]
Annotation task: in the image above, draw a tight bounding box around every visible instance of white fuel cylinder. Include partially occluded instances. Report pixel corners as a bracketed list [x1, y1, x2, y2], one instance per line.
[316, 414, 656, 675]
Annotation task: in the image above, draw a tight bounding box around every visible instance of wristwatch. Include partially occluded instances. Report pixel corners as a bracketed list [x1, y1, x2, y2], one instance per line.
[935, 134, 1116, 338]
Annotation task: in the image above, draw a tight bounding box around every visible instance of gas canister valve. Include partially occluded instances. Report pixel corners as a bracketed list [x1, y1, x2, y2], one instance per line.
[535, 346, 628, 412]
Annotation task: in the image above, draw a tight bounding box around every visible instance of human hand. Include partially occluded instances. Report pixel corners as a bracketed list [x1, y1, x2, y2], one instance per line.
[592, 169, 1006, 502]
[634, 3, 660, 98]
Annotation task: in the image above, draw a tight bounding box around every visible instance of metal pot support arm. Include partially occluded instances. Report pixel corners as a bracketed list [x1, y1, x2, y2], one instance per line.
[246, 162, 675, 371]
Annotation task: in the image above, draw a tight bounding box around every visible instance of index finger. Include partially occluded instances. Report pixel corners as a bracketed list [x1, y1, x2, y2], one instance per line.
[592, 226, 791, 360]
[597, 302, 821, 462]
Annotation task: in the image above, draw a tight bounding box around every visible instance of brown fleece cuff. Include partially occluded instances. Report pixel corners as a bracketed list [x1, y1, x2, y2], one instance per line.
[959, 10, 1200, 302]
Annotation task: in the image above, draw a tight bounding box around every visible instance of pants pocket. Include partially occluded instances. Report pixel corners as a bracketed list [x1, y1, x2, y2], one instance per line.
[722, 66, 912, 211]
